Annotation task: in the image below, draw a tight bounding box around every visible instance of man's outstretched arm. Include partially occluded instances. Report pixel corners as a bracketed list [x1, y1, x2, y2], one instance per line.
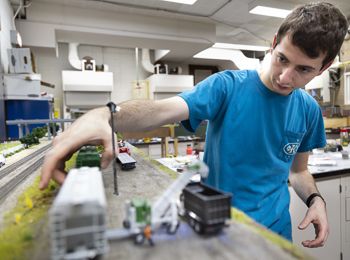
[40, 96, 189, 189]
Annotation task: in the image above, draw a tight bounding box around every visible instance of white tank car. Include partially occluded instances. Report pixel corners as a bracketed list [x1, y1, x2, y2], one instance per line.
[50, 167, 108, 260]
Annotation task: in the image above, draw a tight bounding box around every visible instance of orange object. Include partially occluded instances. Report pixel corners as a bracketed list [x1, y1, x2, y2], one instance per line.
[144, 225, 152, 240]
[186, 144, 193, 155]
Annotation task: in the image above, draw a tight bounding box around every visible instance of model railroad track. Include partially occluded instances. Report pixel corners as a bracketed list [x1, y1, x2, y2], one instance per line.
[0, 156, 45, 202]
[0, 144, 51, 181]
[0, 143, 51, 203]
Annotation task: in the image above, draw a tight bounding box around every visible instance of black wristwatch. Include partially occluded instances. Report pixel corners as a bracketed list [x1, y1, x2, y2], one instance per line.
[306, 193, 326, 208]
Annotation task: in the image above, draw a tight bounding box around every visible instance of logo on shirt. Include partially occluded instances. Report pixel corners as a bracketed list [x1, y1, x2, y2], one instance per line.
[283, 143, 300, 156]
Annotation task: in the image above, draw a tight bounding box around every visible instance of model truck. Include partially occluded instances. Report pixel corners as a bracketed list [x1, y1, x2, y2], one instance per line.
[182, 182, 232, 234]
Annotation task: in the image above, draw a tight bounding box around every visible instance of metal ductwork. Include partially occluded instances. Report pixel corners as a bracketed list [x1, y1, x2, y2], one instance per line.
[141, 48, 154, 74]
[68, 43, 82, 70]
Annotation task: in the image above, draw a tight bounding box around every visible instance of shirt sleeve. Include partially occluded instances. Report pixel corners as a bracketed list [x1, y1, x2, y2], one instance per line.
[178, 72, 229, 132]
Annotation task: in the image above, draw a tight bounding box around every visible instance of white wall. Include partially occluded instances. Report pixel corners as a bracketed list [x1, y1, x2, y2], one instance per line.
[32, 43, 150, 115]
[0, 0, 15, 73]
[0, 0, 15, 140]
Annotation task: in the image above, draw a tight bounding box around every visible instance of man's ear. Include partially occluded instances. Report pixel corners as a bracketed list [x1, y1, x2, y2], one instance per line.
[318, 60, 334, 75]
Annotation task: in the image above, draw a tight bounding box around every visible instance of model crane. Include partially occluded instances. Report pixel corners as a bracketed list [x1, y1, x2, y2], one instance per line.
[107, 159, 209, 244]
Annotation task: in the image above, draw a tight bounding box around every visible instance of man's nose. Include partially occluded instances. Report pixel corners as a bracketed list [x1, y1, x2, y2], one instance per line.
[279, 67, 295, 84]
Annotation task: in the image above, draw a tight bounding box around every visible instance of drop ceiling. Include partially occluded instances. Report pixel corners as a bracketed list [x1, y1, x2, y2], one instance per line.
[12, 0, 350, 62]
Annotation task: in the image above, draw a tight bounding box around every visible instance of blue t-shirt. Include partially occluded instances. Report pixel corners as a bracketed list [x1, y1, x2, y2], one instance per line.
[179, 70, 326, 240]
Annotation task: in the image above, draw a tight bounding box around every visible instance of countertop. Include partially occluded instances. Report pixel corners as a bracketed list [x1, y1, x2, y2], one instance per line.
[308, 147, 350, 178]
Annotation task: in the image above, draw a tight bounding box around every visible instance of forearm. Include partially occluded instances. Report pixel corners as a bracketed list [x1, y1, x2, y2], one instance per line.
[289, 169, 320, 204]
[289, 158, 329, 248]
[110, 97, 188, 132]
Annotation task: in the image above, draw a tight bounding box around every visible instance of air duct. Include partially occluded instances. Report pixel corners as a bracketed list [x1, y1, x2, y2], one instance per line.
[194, 48, 260, 70]
[68, 43, 82, 70]
[141, 49, 154, 74]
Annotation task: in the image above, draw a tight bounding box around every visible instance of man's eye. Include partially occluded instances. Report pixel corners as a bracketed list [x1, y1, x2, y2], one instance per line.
[278, 56, 287, 63]
[298, 67, 311, 73]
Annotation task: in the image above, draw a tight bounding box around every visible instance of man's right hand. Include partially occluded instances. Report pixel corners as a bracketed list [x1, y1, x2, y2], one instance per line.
[39, 106, 117, 189]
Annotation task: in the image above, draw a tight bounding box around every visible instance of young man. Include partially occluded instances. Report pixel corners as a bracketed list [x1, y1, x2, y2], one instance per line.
[40, 2, 348, 247]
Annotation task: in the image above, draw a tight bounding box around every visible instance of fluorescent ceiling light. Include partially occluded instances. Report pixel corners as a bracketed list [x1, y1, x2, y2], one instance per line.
[249, 6, 291, 18]
[160, 0, 197, 5]
[213, 43, 269, 52]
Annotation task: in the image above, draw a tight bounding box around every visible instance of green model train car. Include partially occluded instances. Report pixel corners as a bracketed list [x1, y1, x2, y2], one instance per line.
[76, 146, 101, 168]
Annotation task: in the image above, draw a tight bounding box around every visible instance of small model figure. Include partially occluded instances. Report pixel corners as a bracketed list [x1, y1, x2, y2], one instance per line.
[143, 225, 154, 246]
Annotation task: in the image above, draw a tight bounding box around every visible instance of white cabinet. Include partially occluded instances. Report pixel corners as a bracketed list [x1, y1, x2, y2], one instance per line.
[147, 74, 194, 100]
[341, 176, 350, 260]
[289, 178, 341, 260]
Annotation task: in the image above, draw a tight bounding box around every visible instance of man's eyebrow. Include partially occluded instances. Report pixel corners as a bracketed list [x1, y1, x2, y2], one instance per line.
[277, 52, 289, 61]
[296, 65, 316, 71]
[278, 52, 316, 71]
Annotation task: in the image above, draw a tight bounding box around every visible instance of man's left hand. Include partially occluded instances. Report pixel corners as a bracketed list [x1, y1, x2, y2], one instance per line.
[298, 196, 329, 248]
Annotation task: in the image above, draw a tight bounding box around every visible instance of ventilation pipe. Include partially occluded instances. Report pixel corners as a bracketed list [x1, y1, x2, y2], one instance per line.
[141, 48, 154, 74]
[68, 43, 82, 70]
[195, 48, 260, 70]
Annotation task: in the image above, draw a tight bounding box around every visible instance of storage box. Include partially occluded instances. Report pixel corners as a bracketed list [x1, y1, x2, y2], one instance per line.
[7, 48, 33, 74]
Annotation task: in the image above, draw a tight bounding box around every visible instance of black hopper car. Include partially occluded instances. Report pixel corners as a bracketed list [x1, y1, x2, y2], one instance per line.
[182, 182, 232, 234]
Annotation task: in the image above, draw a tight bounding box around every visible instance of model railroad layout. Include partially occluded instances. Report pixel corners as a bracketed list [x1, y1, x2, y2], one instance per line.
[0, 143, 51, 203]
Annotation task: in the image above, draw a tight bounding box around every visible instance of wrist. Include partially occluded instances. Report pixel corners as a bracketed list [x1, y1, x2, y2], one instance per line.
[306, 193, 326, 208]
[105, 102, 121, 130]
[96, 106, 111, 120]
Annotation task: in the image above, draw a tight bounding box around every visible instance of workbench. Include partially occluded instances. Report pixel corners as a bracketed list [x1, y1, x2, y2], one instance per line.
[28, 147, 310, 260]
[105, 148, 310, 259]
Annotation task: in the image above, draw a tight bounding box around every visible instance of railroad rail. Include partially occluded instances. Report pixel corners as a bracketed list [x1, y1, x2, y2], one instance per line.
[0, 144, 51, 181]
[0, 143, 51, 203]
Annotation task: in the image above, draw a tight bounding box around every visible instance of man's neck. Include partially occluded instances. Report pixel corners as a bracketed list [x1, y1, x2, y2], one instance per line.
[258, 69, 272, 90]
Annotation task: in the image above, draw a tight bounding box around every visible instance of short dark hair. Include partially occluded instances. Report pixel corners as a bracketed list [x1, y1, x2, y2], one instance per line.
[276, 2, 348, 70]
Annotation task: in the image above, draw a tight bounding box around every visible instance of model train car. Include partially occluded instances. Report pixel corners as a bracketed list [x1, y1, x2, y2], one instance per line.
[75, 146, 101, 168]
[49, 146, 108, 260]
[182, 182, 232, 234]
